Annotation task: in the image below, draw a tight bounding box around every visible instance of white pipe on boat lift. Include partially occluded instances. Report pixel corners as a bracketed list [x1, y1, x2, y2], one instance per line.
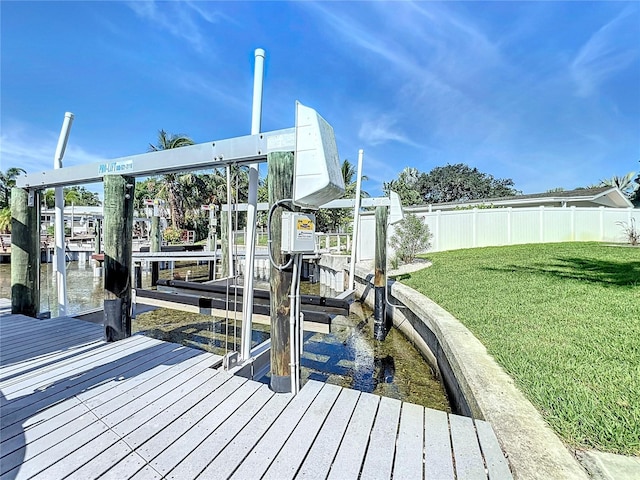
[53, 112, 74, 316]
[242, 48, 265, 361]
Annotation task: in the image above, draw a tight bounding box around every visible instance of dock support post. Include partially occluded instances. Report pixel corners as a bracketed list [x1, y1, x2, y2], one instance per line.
[103, 175, 135, 341]
[11, 187, 40, 317]
[268, 151, 295, 393]
[374, 205, 388, 340]
[134, 263, 142, 289]
[93, 218, 103, 277]
[150, 215, 160, 286]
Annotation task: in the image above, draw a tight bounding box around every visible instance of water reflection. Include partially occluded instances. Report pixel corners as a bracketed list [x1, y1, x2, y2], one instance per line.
[0, 262, 104, 317]
[0, 261, 213, 318]
[0, 262, 450, 411]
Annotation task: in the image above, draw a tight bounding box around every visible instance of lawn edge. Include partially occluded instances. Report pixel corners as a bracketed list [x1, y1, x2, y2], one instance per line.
[354, 263, 589, 480]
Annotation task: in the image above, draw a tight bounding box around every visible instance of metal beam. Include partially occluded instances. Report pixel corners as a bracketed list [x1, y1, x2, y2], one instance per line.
[218, 196, 392, 212]
[16, 128, 295, 189]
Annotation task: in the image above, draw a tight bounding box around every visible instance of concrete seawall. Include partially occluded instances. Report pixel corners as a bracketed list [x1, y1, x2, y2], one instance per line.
[353, 263, 589, 480]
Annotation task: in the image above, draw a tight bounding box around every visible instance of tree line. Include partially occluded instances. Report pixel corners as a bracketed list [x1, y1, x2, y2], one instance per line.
[383, 163, 520, 206]
[2, 141, 637, 236]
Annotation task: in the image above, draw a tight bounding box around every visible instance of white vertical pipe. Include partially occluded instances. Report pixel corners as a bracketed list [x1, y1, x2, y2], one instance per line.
[241, 48, 265, 361]
[289, 256, 298, 394]
[226, 168, 234, 278]
[348, 149, 364, 290]
[53, 112, 74, 316]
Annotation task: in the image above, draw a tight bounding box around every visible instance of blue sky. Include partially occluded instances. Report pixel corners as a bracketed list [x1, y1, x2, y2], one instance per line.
[2, 1, 639, 199]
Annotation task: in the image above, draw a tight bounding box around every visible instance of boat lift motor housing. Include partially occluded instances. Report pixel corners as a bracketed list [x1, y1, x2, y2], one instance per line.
[281, 211, 316, 254]
[293, 102, 345, 209]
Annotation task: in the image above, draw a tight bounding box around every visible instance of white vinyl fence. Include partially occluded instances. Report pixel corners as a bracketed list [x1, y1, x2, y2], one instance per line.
[358, 206, 639, 260]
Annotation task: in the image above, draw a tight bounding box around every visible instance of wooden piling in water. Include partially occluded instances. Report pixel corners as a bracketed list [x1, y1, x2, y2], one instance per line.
[10, 187, 40, 317]
[103, 175, 135, 341]
[94, 218, 102, 254]
[374, 205, 388, 340]
[268, 151, 295, 393]
[150, 215, 160, 286]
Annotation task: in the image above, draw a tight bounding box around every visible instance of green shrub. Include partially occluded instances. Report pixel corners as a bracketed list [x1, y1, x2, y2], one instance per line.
[389, 213, 432, 263]
[163, 226, 182, 244]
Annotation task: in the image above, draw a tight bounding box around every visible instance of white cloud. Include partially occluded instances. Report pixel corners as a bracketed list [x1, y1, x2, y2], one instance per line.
[358, 115, 419, 148]
[126, 0, 226, 53]
[0, 124, 106, 175]
[571, 8, 639, 97]
[173, 69, 246, 111]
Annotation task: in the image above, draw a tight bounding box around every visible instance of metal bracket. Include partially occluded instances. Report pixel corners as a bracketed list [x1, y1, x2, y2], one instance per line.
[223, 351, 240, 371]
[28, 189, 36, 207]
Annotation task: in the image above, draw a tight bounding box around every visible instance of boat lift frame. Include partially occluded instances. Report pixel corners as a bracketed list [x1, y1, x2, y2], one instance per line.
[15, 126, 298, 365]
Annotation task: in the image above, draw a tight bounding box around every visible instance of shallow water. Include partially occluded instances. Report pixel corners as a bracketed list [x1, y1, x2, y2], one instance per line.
[1, 262, 450, 411]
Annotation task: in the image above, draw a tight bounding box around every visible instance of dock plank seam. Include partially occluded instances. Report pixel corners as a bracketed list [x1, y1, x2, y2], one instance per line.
[72, 393, 164, 480]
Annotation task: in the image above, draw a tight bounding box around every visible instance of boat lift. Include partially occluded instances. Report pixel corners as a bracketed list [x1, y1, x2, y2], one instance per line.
[14, 102, 345, 391]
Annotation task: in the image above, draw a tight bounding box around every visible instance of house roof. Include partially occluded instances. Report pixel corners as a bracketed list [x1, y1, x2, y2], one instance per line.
[406, 187, 634, 212]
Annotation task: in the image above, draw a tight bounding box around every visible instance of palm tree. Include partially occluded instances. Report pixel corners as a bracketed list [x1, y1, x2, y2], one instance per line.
[43, 189, 56, 209]
[341, 159, 369, 198]
[316, 159, 369, 232]
[149, 130, 195, 228]
[0, 207, 11, 233]
[64, 189, 82, 206]
[600, 172, 637, 196]
[0, 167, 26, 208]
[62, 189, 83, 238]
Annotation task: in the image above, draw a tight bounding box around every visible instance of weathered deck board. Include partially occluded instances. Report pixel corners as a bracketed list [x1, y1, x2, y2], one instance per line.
[228, 380, 324, 480]
[262, 382, 342, 480]
[0, 313, 513, 480]
[424, 407, 456, 479]
[166, 384, 275, 479]
[450, 413, 488, 479]
[196, 386, 294, 479]
[295, 387, 360, 479]
[360, 396, 403, 479]
[476, 420, 514, 479]
[394, 402, 425, 480]
[326, 391, 380, 479]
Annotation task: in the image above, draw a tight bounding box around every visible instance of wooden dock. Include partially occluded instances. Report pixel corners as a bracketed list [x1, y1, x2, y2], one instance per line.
[0, 312, 512, 479]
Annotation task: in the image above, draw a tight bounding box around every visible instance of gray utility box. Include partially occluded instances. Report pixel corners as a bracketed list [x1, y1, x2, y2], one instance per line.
[281, 211, 316, 254]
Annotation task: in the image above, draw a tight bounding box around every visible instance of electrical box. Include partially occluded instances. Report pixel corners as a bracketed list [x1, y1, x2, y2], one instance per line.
[281, 211, 316, 253]
[293, 102, 345, 209]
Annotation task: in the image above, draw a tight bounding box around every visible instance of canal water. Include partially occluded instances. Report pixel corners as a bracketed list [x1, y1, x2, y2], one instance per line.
[0, 262, 449, 411]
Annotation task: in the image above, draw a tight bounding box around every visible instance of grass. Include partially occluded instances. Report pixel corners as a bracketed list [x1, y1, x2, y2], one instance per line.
[401, 242, 640, 455]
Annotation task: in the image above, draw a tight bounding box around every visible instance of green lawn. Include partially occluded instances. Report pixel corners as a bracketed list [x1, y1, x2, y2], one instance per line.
[401, 242, 640, 455]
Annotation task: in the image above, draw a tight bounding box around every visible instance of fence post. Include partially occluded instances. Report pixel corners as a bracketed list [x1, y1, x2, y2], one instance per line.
[571, 206, 576, 241]
[599, 207, 605, 241]
[472, 208, 478, 248]
[539, 206, 545, 243]
[507, 207, 512, 245]
[435, 210, 441, 252]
